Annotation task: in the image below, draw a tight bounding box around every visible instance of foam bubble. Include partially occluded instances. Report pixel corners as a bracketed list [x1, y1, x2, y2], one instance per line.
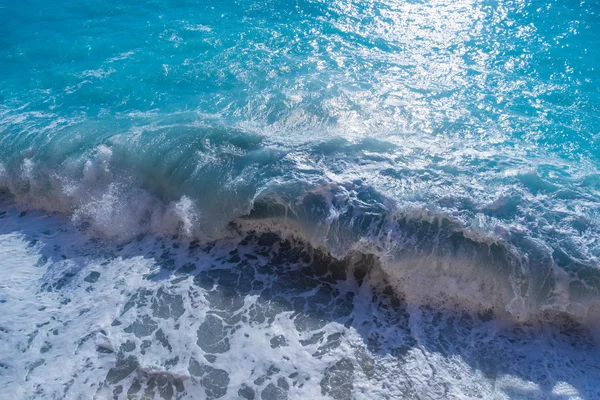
[1, 204, 599, 399]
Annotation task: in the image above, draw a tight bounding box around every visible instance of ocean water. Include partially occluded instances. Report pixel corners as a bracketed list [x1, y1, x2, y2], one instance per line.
[1, 0, 600, 398]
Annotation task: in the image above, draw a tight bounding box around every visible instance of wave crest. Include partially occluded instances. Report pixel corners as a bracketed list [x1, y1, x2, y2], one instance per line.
[1, 137, 599, 324]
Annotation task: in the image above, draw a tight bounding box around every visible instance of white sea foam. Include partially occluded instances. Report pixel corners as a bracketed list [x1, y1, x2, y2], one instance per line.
[1, 146, 599, 323]
[1, 204, 599, 399]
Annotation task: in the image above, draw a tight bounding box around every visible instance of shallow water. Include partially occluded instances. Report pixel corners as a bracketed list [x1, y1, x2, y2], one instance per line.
[1, 204, 599, 399]
[1, 0, 600, 398]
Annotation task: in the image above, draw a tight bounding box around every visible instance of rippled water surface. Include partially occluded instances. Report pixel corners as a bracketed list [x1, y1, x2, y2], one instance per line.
[1, 0, 599, 398]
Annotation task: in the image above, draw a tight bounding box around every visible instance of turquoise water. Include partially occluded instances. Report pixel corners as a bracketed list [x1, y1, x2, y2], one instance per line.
[1, 0, 600, 398]
[2, 0, 599, 317]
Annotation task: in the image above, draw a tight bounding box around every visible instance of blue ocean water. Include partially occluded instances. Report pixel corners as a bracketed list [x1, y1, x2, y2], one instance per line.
[1, 0, 600, 398]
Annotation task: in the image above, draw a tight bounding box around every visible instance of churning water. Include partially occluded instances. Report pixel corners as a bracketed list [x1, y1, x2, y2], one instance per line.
[1, 0, 600, 398]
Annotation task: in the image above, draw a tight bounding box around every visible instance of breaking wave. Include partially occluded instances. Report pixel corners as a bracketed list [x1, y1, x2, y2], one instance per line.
[1, 124, 599, 324]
